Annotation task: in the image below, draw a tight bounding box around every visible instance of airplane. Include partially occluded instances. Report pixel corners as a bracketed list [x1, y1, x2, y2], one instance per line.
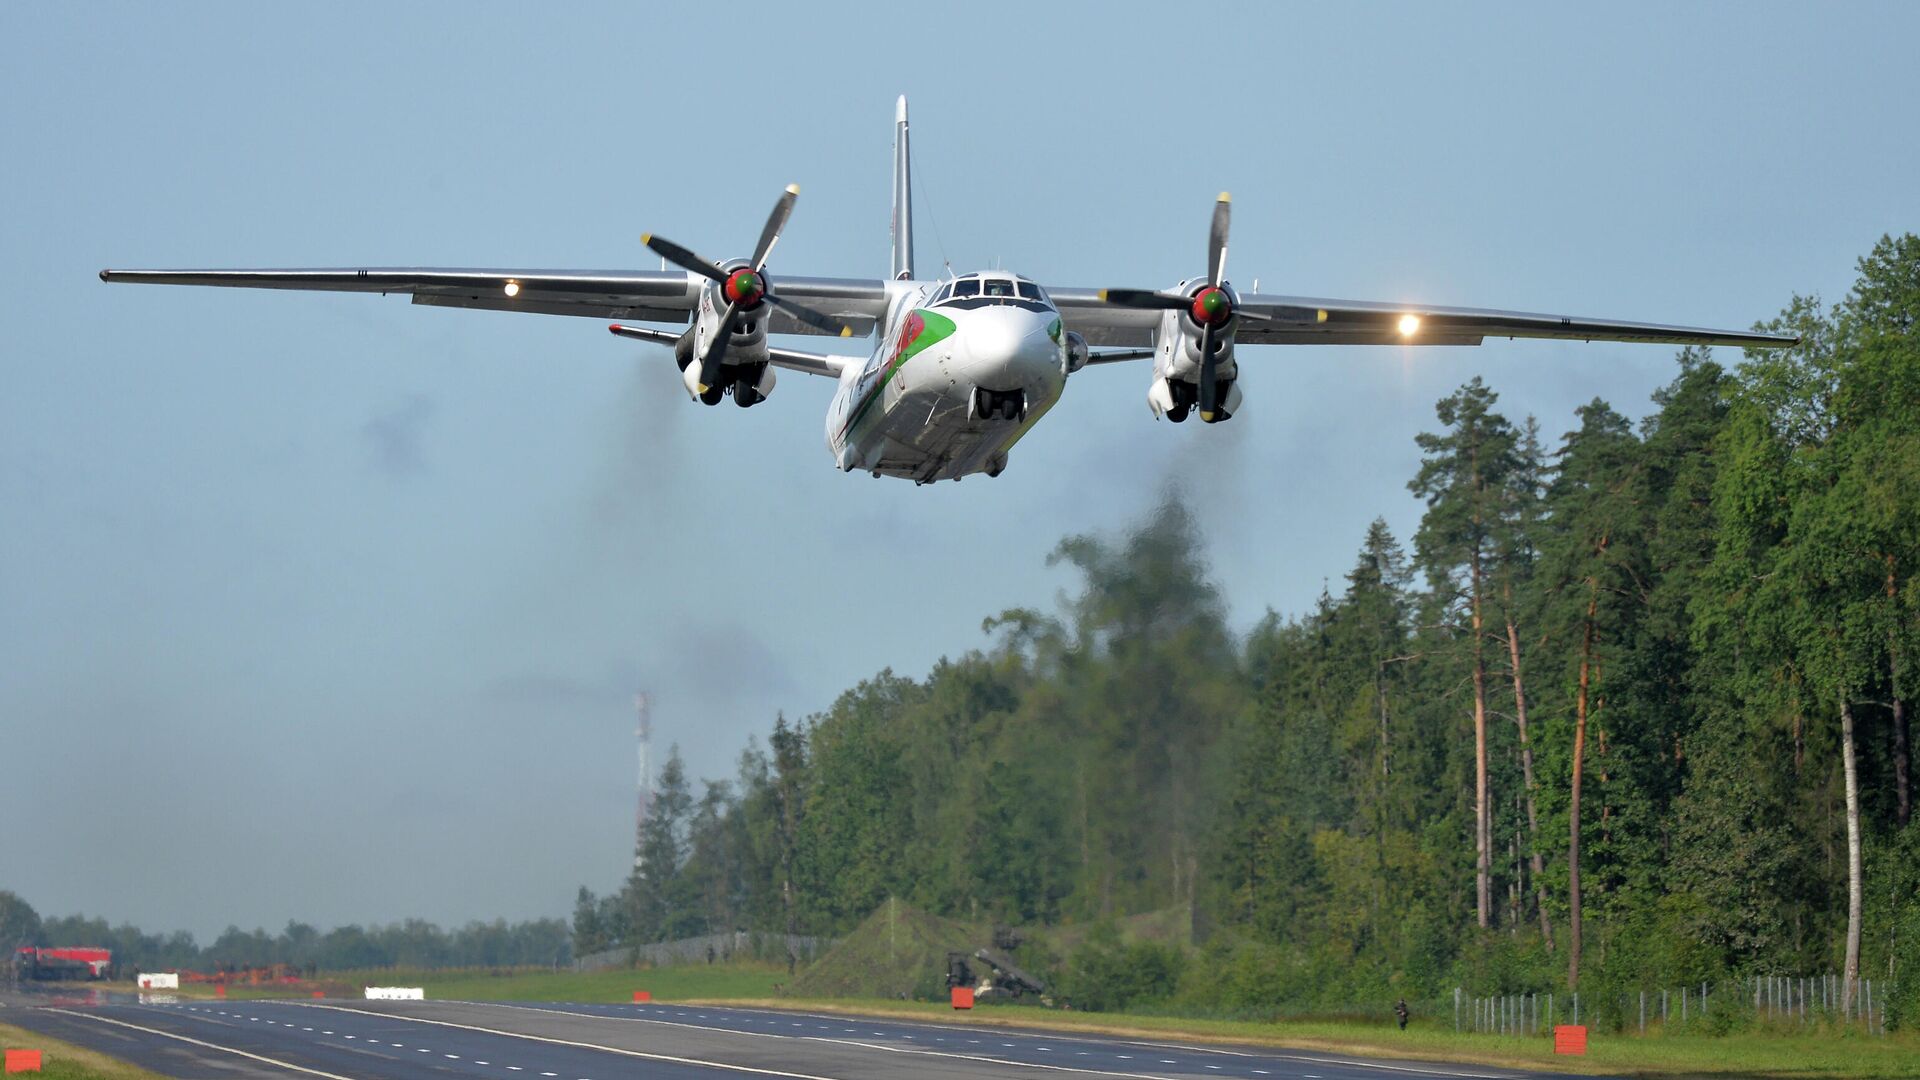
[101, 96, 1796, 485]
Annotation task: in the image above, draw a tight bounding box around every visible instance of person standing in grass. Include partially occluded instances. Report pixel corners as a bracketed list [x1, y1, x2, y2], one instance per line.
[1395, 999, 1410, 1030]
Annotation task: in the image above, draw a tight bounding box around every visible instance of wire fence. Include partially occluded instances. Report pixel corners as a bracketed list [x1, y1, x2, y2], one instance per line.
[1454, 975, 1893, 1038]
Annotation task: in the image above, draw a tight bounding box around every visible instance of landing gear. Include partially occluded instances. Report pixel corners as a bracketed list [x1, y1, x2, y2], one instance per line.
[698, 382, 726, 406]
[1160, 378, 1232, 423]
[731, 363, 768, 408]
[1165, 378, 1196, 423]
[970, 386, 1027, 424]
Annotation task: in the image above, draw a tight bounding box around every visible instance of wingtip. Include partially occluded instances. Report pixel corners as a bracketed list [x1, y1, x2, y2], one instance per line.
[786, 183, 800, 196]
[895, 95, 908, 124]
[98, 269, 112, 282]
[1217, 191, 1231, 204]
[640, 232, 653, 246]
[1097, 289, 1110, 302]
[608, 323, 622, 334]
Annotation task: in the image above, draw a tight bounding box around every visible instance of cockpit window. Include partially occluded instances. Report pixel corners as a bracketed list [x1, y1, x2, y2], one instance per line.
[929, 275, 1051, 310]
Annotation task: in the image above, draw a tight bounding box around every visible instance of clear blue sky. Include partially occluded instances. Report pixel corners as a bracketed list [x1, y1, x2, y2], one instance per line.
[4, 4, 1915, 941]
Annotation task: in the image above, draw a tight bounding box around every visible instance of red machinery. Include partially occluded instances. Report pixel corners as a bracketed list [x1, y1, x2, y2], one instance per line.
[15, 946, 112, 980]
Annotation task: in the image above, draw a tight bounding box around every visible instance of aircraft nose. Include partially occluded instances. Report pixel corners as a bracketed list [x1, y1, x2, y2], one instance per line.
[964, 307, 1055, 375]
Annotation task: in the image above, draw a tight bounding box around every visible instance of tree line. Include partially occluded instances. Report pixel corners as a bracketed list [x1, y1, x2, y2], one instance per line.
[579, 235, 1918, 1023]
[0, 891, 569, 974]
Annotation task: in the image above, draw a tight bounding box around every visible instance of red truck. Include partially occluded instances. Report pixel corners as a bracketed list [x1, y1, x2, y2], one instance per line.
[15, 946, 112, 980]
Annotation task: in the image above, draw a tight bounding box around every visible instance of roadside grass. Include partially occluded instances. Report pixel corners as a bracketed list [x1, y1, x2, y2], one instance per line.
[695, 997, 1920, 1079]
[0, 1019, 169, 1080]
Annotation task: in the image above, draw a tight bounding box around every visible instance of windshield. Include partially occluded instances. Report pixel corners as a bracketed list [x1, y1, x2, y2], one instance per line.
[930, 275, 1051, 310]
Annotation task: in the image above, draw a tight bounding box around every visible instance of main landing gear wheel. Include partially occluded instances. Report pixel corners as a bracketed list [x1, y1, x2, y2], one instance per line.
[1165, 378, 1196, 423]
[698, 382, 726, 406]
[732, 365, 766, 408]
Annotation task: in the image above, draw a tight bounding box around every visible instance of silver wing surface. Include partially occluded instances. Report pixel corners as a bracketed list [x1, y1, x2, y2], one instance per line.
[1048, 287, 1797, 349]
[98, 267, 889, 338]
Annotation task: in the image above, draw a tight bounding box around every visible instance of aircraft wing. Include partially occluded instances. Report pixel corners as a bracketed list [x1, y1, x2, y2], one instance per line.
[97, 267, 889, 338]
[1048, 287, 1798, 349]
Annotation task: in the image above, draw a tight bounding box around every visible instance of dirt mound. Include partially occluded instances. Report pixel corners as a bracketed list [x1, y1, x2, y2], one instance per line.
[789, 899, 986, 1000]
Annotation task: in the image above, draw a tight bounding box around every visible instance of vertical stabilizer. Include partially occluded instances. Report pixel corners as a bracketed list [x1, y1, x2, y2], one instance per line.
[890, 95, 915, 281]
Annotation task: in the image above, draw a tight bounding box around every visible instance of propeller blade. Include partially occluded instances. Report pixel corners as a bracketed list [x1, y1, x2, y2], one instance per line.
[1198, 322, 1219, 422]
[1098, 288, 1190, 311]
[644, 233, 729, 285]
[752, 184, 800, 271]
[696, 300, 739, 393]
[1207, 192, 1230, 288]
[766, 294, 854, 337]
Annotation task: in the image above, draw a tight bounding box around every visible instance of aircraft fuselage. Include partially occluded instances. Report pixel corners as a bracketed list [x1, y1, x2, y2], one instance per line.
[827, 276, 1065, 483]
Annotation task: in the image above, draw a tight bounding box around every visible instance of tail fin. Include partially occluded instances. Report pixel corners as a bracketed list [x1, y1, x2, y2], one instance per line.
[890, 95, 915, 281]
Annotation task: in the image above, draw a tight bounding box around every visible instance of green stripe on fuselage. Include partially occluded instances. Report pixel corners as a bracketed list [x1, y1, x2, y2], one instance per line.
[841, 308, 956, 441]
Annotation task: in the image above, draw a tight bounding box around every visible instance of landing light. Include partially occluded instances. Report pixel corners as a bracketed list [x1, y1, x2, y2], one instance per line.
[1398, 314, 1420, 337]
[504, 281, 521, 298]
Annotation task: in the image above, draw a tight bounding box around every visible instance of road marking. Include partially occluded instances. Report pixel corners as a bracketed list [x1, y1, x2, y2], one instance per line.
[309, 1000, 1186, 1080]
[49, 1011, 357, 1080]
[290, 1002, 851, 1080]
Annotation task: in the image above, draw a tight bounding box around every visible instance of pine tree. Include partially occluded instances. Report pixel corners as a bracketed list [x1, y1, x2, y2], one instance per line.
[1411, 377, 1521, 929]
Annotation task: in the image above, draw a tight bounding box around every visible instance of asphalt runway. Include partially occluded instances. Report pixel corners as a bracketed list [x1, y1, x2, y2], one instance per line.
[2, 994, 1582, 1080]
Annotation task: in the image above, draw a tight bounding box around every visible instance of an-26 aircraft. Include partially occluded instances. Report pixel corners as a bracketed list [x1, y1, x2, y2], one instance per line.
[103, 96, 1795, 485]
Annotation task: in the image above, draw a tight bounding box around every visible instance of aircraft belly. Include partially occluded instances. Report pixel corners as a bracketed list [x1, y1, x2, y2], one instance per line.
[840, 332, 1066, 483]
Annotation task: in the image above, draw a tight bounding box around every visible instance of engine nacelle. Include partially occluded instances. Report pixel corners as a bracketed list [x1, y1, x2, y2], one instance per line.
[1174, 312, 1236, 372]
[1061, 330, 1090, 375]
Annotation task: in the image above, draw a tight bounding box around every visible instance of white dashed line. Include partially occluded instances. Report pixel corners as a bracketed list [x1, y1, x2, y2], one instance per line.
[47, 1011, 355, 1080]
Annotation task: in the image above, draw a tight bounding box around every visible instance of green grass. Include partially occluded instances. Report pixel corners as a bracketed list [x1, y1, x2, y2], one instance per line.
[701, 998, 1920, 1079]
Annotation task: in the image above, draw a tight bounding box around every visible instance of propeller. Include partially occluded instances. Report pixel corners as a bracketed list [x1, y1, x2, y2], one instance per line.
[1099, 192, 1249, 422]
[643, 185, 851, 395]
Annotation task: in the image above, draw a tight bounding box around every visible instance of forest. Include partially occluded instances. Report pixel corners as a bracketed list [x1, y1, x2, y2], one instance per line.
[0, 891, 571, 974]
[573, 235, 1920, 1024]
